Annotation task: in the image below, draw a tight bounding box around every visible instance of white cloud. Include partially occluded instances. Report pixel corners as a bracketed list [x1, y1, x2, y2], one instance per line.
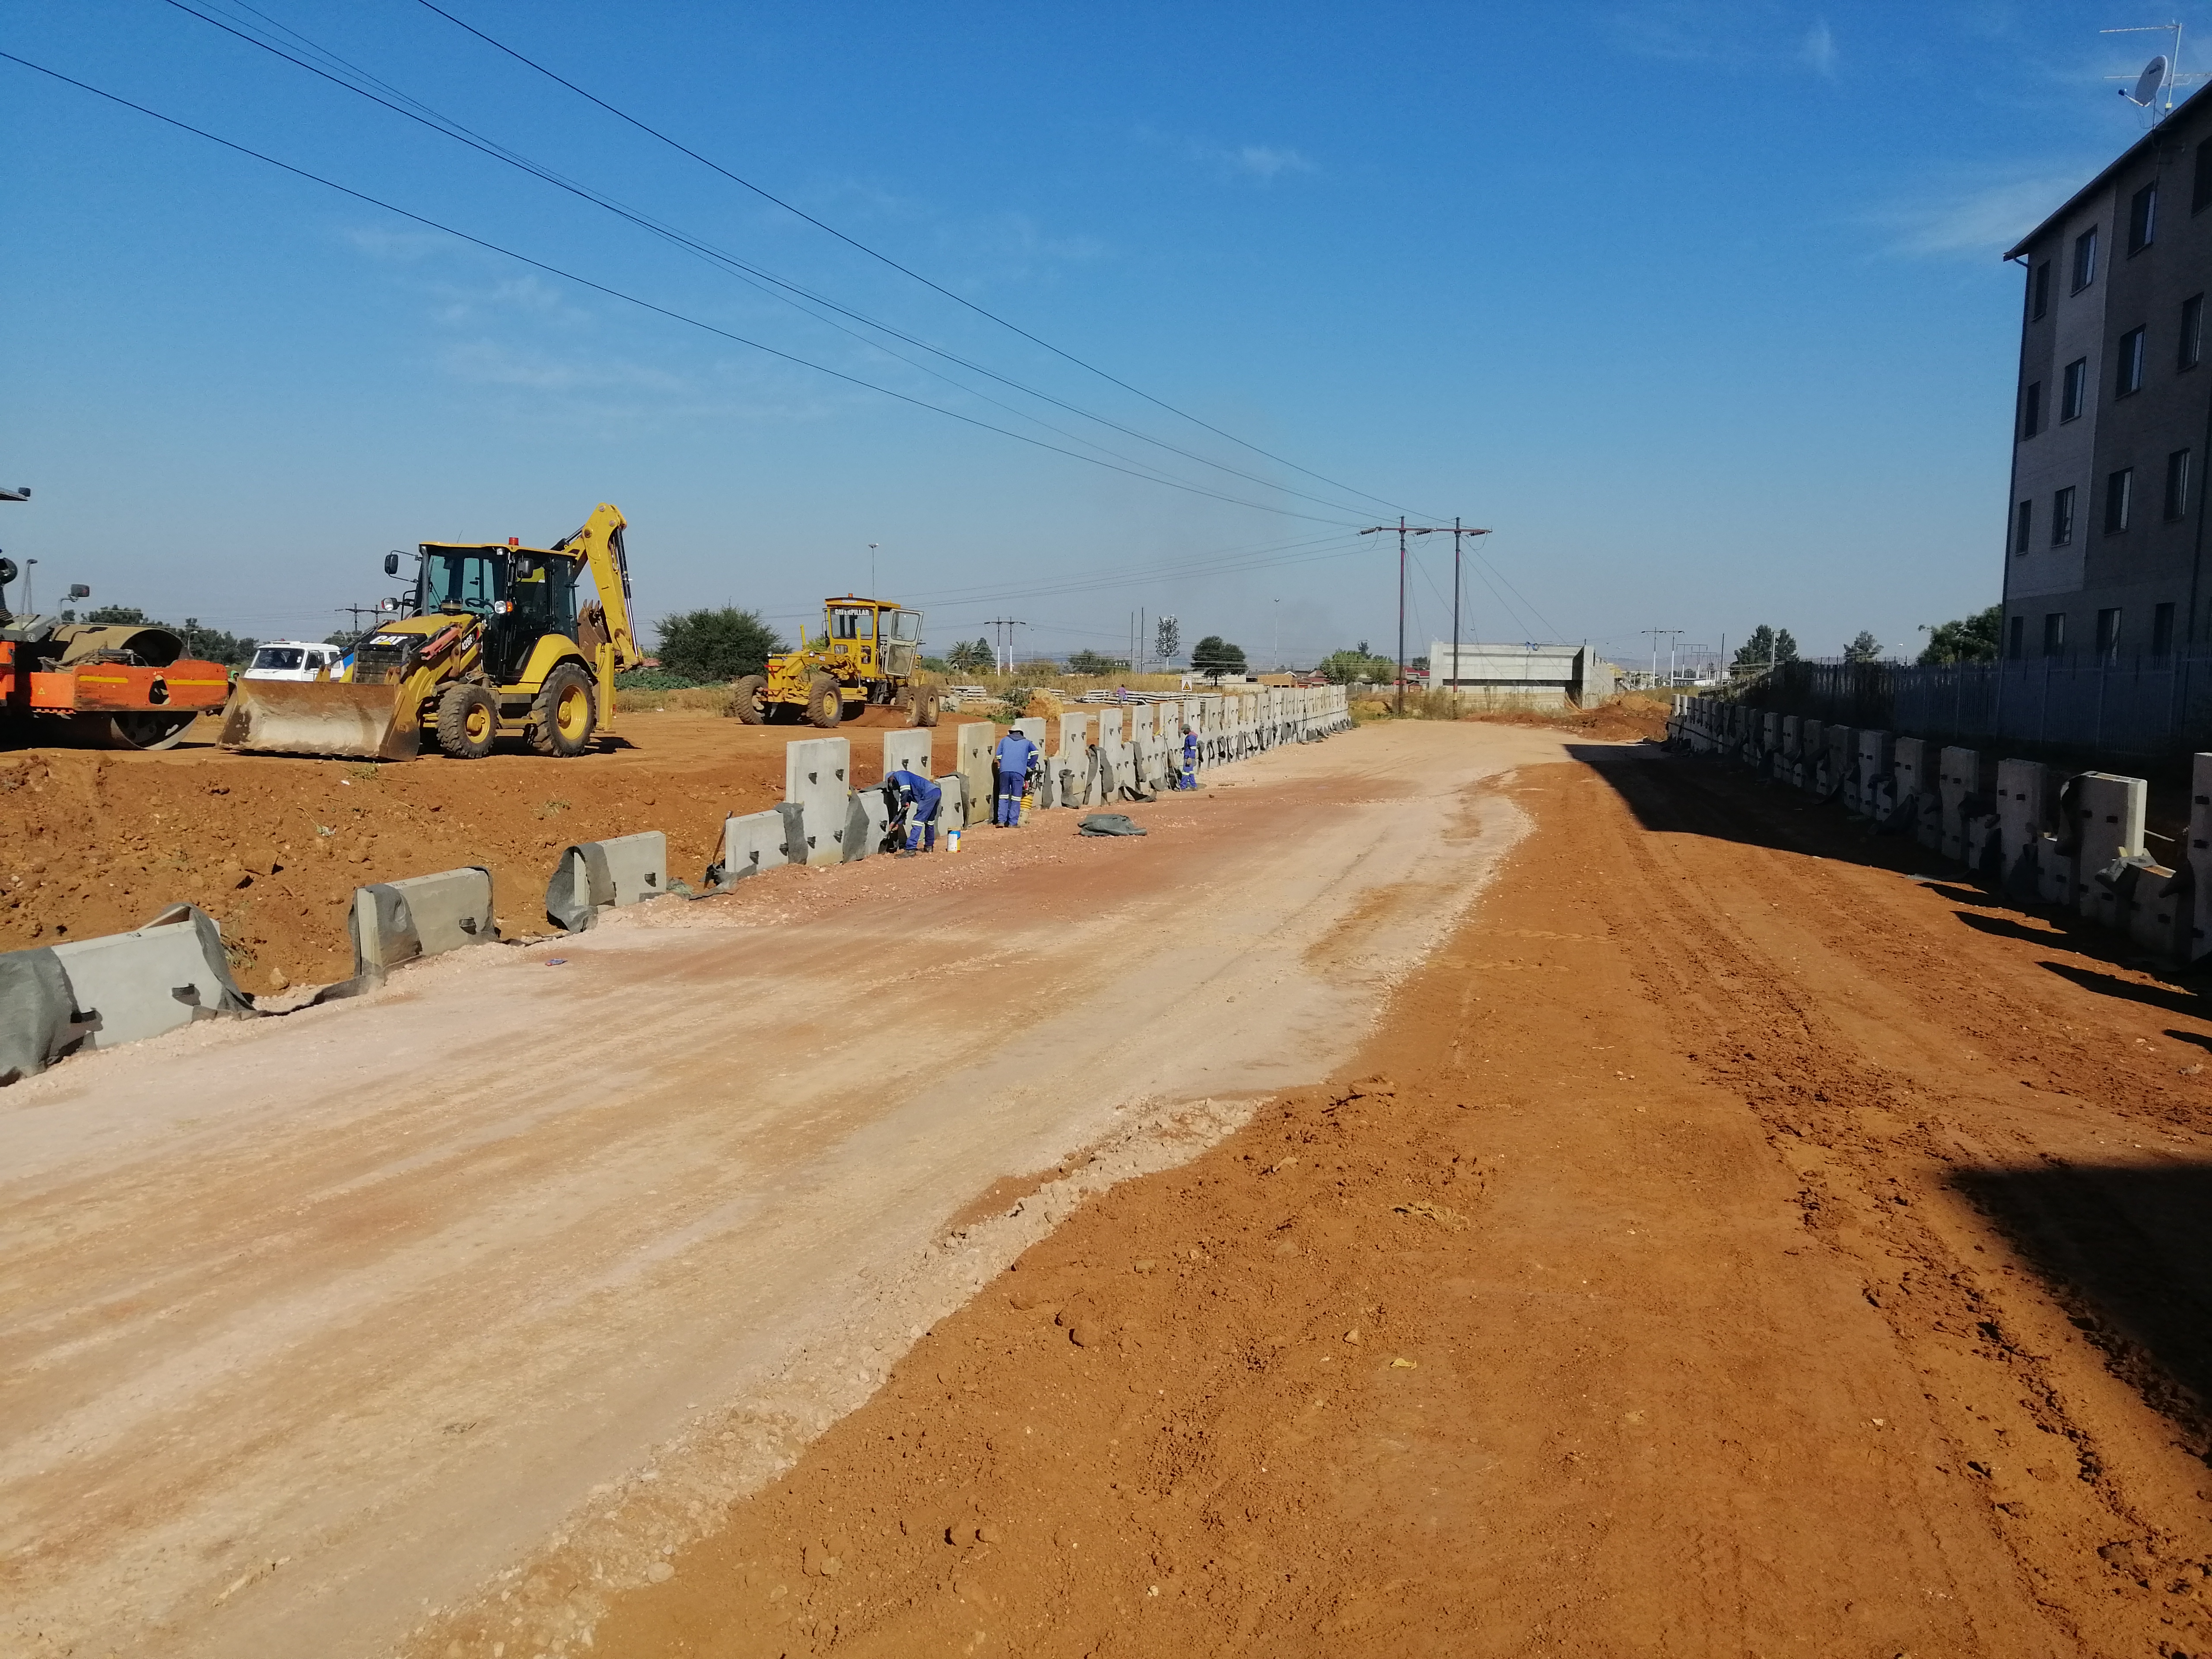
[1220, 144, 1316, 182]
[1875, 170, 2094, 260]
[1799, 18, 1837, 77]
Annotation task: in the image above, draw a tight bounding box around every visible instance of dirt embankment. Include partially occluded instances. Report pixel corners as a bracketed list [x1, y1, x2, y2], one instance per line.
[0, 709, 965, 994]
[539, 748, 2212, 1659]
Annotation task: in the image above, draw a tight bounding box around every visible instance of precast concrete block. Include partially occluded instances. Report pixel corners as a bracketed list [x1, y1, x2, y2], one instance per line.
[2072, 772, 2148, 925]
[545, 830, 667, 931]
[1794, 719, 1824, 791]
[2129, 863, 2189, 958]
[1996, 760, 2055, 898]
[1125, 704, 1154, 742]
[1852, 730, 1893, 817]
[715, 809, 790, 885]
[1938, 747, 1996, 864]
[935, 773, 967, 835]
[350, 866, 496, 979]
[1761, 711, 1782, 769]
[1096, 708, 1128, 797]
[2187, 753, 2212, 961]
[843, 784, 892, 861]
[785, 737, 853, 865]
[1818, 725, 1853, 798]
[1885, 737, 1929, 841]
[2036, 835, 2078, 908]
[41, 903, 256, 1057]
[956, 724, 995, 829]
[1013, 716, 1048, 746]
[882, 730, 933, 780]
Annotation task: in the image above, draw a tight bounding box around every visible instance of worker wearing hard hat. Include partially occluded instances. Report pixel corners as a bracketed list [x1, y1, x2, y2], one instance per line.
[993, 727, 1038, 827]
[884, 767, 943, 853]
[1179, 723, 1199, 790]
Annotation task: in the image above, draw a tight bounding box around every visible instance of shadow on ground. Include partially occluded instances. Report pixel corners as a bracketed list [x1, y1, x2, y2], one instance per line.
[1949, 1161, 2212, 1456]
[1565, 743, 2203, 990]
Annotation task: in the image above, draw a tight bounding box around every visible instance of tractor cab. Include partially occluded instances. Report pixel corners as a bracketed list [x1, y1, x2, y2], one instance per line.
[412, 543, 582, 686]
[814, 597, 922, 681]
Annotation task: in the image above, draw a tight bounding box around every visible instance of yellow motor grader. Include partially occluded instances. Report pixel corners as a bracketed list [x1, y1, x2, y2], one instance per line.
[219, 502, 641, 760]
[734, 595, 938, 728]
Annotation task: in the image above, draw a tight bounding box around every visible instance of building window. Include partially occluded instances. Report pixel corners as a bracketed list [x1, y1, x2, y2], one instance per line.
[2061, 356, 2088, 420]
[2154, 601, 2177, 656]
[2073, 226, 2099, 291]
[2044, 613, 2066, 656]
[2196, 140, 2212, 212]
[2021, 380, 2044, 437]
[2015, 498, 2034, 552]
[2129, 182, 2158, 252]
[2183, 295, 2206, 371]
[2168, 448, 2193, 519]
[2053, 484, 2076, 544]
[2106, 466, 2134, 531]
[2096, 607, 2123, 659]
[2117, 326, 2147, 395]
[2009, 614, 2026, 660]
[2031, 261, 2051, 321]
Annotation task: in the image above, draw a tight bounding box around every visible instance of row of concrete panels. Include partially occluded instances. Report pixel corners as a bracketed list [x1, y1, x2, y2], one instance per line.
[1665, 696, 2205, 961]
[0, 688, 1354, 1083]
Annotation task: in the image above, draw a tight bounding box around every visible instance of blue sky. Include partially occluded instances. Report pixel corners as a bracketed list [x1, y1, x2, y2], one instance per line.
[0, 2, 2192, 667]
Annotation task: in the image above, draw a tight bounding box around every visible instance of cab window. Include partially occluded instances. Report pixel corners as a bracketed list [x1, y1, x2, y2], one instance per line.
[830, 607, 873, 640]
[507, 553, 578, 638]
[889, 611, 922, 642]
[421, 549, 507, 616]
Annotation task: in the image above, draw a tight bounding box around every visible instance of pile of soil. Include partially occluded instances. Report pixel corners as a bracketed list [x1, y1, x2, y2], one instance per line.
[1465, 690, 1672, 743]
[0, 709, 965, 994]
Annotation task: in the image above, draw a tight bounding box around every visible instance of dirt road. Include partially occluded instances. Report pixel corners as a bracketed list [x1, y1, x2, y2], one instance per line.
[0, 720, 1558, 1659]
[565, 742, 2212, 1659]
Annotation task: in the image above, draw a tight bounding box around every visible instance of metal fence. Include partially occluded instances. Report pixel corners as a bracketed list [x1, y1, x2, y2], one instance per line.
[1749, 649, 2212, 761]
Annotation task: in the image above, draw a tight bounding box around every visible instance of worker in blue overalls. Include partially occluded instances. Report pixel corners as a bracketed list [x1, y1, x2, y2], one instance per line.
[994, 727, 1038, 826]
[1179, 723, 1199, 790]
[884, 767, 943, 853]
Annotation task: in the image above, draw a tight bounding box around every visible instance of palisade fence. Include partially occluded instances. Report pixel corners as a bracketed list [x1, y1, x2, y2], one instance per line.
[1748, 649, 2212, 763]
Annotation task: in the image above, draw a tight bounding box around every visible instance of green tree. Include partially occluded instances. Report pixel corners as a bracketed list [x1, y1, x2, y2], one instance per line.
[1317, 646, 1394, 684]
[1731, 625, 1798, 676]
[1843, 630, 1882, 664]
[1918, 604, 2002, 665]
[946, 637, 993, 674]
[84, 604, 147, 624]
[1190, 635, 1248, 681]
[655, 607, 785, 681]
[1065, 648, 1125, 675]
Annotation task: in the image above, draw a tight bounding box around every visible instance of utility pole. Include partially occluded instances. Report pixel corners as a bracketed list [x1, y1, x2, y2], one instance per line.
[335, 604, 381, 639]
[1360, 518, 1430, 715]
[984, 617, 1026, 675]
[1435, 518, 1491, 708]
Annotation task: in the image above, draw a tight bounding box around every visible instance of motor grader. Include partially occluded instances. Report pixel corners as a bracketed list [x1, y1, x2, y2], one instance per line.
[219, 502, 641, 761]
[734, 595, 938, 728]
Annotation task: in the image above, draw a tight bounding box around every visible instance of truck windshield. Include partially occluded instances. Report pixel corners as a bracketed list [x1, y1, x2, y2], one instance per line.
[252, 647, 304, 671]
[829, 606, 873, 640]
[420, 549, 506, 616]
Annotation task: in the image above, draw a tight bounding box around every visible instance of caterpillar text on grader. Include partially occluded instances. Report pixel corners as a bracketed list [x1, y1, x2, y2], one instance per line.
[734, 595, 939, 728]
[219, 502, 641, 761]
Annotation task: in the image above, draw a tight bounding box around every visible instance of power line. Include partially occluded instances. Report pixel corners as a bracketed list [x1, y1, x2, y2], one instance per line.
[0, 48, 1363, 527]
[159, 0, 1395, 521]
[412, 0, 1436, 523]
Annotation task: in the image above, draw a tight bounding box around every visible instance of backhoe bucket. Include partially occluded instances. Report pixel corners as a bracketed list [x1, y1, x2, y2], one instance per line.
[218, 680, 421, 760]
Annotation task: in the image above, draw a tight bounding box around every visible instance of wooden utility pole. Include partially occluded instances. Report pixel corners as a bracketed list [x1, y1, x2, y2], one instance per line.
[1436, 519, 1491, 708]
[1364, 518, 1487, 713]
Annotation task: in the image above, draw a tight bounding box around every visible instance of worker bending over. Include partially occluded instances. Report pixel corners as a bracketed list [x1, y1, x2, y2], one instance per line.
[884, 767, 943, 853]
[1179, 724, 1199, 790]
[994, 727, 1038, 827]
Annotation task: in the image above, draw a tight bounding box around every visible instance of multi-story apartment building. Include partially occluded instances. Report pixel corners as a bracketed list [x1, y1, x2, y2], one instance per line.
[2004, 92, 2212, 663]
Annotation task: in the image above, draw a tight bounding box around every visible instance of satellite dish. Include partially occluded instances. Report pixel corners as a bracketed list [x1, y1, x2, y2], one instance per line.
[2126, 54, 2168, 107]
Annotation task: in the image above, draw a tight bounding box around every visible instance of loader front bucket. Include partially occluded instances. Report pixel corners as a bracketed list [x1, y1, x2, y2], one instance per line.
[217, 680, 421, 760]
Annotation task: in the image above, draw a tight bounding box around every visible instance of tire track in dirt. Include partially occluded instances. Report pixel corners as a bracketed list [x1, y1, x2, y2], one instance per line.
[1584, 747, 2212, 1655]
[513, 747, 2212, 1659]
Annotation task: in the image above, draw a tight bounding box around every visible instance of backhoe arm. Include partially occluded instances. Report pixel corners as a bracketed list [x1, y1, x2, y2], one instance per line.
[556, 502, 642, 732]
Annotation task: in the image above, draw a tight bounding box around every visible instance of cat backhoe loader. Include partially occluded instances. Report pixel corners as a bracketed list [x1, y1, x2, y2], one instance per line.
[219, 502, 641, 761]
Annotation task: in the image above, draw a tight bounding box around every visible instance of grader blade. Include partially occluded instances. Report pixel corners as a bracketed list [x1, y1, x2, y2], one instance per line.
[218, 680, 421, 760]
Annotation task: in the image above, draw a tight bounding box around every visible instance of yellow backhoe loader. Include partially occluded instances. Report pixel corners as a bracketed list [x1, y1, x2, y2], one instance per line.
[219, 502, 641, 761]
[734, 594, 938, 728]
